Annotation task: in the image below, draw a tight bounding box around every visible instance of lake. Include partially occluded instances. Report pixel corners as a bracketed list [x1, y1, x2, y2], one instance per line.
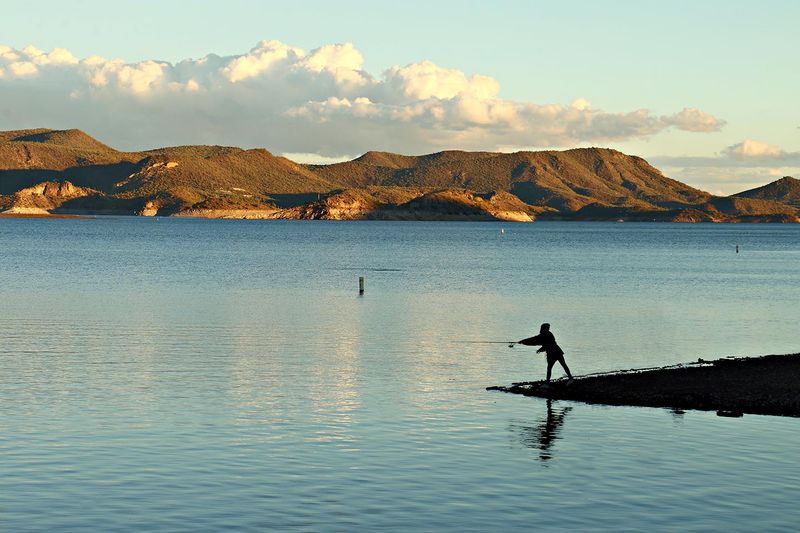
[1, 218, 799, 531]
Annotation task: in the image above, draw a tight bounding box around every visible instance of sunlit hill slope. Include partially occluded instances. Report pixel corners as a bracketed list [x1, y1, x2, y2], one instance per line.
[0, 129, 796, 222]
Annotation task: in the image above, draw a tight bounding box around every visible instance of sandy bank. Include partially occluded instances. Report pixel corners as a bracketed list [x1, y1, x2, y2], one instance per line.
[488, 353, 800, 417]
[2, 207, 52, 215]
[0, 211, 92, 219]
[174, 209, 282, 219]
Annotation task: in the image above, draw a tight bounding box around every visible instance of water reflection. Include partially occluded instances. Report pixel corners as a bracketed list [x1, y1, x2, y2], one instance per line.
[511, 399, 572, 462]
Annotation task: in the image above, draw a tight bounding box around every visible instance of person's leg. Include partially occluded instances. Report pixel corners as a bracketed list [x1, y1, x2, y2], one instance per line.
[546, 357, 556, 382]
[558, 355, 573, 379]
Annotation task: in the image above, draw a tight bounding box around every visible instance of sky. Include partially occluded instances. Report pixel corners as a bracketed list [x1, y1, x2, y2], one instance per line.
[0, 0, 797, 194]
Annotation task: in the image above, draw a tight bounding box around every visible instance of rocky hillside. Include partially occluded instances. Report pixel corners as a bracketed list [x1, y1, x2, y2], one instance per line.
[0, 128, 797, 222]
[732, 176, 800, 208]
[269, 188, 535, 222]
[312, 148, 711, 212]
[2, 180, 97, 215]
[0, 128, 336, 214]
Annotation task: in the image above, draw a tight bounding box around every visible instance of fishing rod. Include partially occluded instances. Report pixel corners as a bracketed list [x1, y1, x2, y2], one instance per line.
[458, 341, 519, 348]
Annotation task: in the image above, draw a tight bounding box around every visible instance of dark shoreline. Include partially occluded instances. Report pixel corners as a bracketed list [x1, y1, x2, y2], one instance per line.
[488, 353, 800, 417]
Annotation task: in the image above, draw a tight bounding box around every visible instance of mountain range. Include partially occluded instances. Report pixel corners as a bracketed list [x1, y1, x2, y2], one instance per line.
[1, 128, 797, 222]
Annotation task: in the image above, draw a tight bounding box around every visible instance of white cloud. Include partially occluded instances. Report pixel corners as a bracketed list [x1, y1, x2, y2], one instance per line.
[302, 43, 363, 72]
[661, 107, 726, 132]
[570, 98, 592, 111]
[0, 45, 20, 62]
[8, 61, 38, 77]
[281, 152, 355, 165]
[222, 40, 303, 83]
[723, 139, 783, 158]
[23, 46, 78, 66]
[654, 140, 799, 169]
[651, 140, 799, 195]
[657, 165, 799, 196]
[94, 60, 168, 95]
[381, 60, 500, 101]
[0, 40, 727, 155]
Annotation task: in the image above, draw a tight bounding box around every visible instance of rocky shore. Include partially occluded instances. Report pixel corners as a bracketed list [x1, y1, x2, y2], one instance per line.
[488, 353, 800, 417]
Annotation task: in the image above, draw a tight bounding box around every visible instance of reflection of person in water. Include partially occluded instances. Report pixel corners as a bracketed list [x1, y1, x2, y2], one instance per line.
[519, 323, 573, 383]
[515, 399, 572, 462]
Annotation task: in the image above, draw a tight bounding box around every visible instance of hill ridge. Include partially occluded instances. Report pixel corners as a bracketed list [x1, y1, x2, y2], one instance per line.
[732, 176, 800, 208]
[0, 128, 797, 222]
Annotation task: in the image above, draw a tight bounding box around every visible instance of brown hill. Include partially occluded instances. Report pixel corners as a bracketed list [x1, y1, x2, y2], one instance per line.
[733, 176, 800, 208]
[311, 147, 710, 212]
[2, 128, 117, 153]
[0, 129, 334, 214]
[0, 128, 139, 194]
[704, 196, 797, 217]
[391, 189, 533, 221]
[3, 180, 101, 214]
[113, 148, 334, 213]
[274, 187, 533, 221]
[0, 128, 797, 221]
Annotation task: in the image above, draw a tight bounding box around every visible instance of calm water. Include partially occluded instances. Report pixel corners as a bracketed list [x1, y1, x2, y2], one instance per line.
[1, 219, 799, 532]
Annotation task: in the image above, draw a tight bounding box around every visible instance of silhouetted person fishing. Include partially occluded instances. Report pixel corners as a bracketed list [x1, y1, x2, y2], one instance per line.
[519, 323, 573, 384]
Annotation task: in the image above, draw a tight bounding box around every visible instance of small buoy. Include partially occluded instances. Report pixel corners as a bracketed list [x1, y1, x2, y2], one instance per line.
[736, 245, 739, 253]
[500, 228, 505, 234]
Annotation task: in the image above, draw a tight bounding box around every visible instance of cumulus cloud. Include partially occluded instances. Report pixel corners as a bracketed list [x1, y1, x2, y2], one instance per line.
[282, 152, 355, 165]
[654, 140, 800, 168]
[722, 139, 784, 158]
[222, 40, 304, 83]
[9, 61, 38, 77]
[381, 60, 499, 101]
[0, 40, 726, 155]
[651, 139, 800, 195]
[661, 107, 726, 132]
[658, 165, 799, 196]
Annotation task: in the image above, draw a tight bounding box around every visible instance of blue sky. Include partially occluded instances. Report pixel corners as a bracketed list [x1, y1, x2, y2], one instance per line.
[0, 0, 797, 193]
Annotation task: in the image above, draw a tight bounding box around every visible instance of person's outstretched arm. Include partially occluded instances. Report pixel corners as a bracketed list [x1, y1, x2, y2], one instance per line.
[518, 334, 542, 346]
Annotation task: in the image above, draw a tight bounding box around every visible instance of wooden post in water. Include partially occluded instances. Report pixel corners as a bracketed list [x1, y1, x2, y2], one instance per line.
[359, 276, 365, 295]
[736, 245, 739, 254]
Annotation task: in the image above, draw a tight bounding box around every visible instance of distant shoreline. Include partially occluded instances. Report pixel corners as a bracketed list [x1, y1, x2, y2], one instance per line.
[2, 211, 800, 223]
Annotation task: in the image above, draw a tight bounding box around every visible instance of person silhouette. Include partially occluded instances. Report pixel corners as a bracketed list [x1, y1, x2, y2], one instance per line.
[519, 323, 573, 383]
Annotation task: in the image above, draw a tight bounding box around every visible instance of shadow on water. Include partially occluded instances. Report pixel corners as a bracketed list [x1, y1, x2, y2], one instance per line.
[510, 399, 572, 463]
